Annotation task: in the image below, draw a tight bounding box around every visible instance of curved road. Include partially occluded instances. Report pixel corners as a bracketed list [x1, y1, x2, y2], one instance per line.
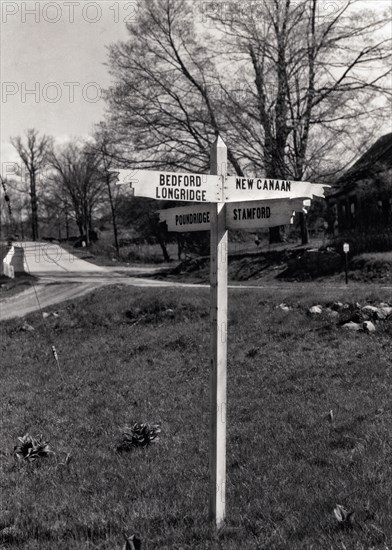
[0, 242, 207, 321]
[1, 242, 391, 321]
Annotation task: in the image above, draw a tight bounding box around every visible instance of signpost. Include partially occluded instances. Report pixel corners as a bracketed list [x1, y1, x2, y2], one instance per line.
[114, 138, 329, 530]
[343, 242, 350, 284]
[209, 136, 228, 528]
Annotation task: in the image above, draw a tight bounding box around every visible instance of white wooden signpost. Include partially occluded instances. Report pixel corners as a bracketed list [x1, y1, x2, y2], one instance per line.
[114, 137, 329, 529]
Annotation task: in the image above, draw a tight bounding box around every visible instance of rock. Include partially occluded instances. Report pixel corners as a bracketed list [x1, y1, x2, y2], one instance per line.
[52, 312, 60, 318]
[42, 312, 50, 319]
[309, 305, 322, 314]
[332, 302, 344, 310]
[375, 310, 388, 320]
[326, 309, 339, 318]
[342, 322, 361, 331]
[362, 305, 391, 320]
[163, 308, 175, 318]
[21, 321, 34, 332]
[379, 302, 390, 308]
[363, 321, 376, 333]
[278, 303, 291, 312]
[362, 305, 379, 314]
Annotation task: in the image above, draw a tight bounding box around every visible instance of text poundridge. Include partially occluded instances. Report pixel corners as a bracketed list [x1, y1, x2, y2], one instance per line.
[158, 199, 307, 232]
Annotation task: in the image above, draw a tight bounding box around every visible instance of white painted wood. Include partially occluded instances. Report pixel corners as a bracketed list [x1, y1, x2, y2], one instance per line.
[158, 198, 306, 232]
[113, 169, 222, 202]
[158, 204, 212, 232]
[224, 176, 329, 203]
[226, 198, 305, 230]
[209, 136, 228, 529]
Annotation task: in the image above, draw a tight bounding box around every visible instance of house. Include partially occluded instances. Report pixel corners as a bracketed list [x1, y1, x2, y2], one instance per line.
[327, 133, 392, 235]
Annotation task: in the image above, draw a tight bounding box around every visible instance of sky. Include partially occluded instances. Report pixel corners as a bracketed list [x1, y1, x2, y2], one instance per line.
[1, 0, 391, 171]
[0, 0, 130, 167]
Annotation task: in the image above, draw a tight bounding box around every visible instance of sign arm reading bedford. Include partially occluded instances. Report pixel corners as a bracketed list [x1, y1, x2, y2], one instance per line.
[112, 141, 329, 530]
[113, 170, 329, 205]
[113, 169, 222, 203]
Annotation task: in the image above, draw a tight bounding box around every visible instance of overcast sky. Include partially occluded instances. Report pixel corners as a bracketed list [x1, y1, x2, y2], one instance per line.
[1, 1, 130, 165]
[1, 0, 391, 168]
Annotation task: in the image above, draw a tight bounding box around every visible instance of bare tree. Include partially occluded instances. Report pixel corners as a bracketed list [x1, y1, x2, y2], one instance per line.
[10, 129, 53, 241]
[88, 126, 121, 256]
[104, 0, 391, 243]
[213, 0, 391, 241]
[49, 142, 105, 246]
[104, 0, 238, 171]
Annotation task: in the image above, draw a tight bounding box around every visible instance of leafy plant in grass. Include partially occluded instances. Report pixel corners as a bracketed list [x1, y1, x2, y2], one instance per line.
[123, 533, 142, 550]
[117, 422, 161, 452]
[334, 504, 355, 528]
[14, 434, 54, 461]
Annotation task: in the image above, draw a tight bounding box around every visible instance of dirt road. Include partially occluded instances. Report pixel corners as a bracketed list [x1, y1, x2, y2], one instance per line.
[0, 242, 206, 321]
[2, 242, 390, 321]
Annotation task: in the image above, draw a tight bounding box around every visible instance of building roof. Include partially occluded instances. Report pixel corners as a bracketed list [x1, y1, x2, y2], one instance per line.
[328, 133, 392, 198]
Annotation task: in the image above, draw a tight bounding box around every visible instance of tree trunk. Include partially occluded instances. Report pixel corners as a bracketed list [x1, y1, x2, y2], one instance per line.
[156, 232, 170, 262]
[65, 207, 69, 240]
[84, 221, 90, 246]
[149, 217, 170, 262]
[77, 220, 84, 238]
[269, 226, 285, 244]
[299, 213, 309, 245]
[106, 174, 120, 257]
[30, 171, 39, 241]
[177, 235, 183, 260]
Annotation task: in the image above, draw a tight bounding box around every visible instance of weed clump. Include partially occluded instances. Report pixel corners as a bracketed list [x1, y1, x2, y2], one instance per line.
[117, 422, 161, 452]
[14, 434, 54, 461]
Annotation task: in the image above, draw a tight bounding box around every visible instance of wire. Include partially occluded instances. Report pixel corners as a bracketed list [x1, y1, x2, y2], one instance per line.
[1, 177, 64, 381]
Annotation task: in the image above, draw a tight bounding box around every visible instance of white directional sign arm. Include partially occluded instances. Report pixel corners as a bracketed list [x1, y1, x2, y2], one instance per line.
[112, 169, 222, 203]
[158, 204, 212, 232]
[158, 198, 314, 232]
[223, 177, 330, 202]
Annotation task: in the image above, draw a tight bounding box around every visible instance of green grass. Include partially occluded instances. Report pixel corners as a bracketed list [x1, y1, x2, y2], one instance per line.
[1, 285, 392, 549]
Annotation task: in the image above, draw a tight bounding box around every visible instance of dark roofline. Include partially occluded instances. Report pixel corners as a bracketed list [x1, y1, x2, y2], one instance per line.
[337, 133, 392, 184]
[327, 133, 392, 199]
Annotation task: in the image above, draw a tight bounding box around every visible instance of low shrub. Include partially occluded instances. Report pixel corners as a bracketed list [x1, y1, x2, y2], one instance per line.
[329, 228, 392, 256]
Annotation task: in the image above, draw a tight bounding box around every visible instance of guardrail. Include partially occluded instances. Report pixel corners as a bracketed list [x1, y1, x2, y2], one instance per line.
[1, 245, 15, 279]
[1, 244, 26, 279]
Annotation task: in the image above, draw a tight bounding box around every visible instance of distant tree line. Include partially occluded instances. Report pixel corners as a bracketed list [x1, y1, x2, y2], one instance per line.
[2, 0, 390, 259]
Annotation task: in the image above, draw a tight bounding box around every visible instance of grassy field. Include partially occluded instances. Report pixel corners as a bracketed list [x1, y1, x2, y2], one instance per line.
[1, 284, 391, 550]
